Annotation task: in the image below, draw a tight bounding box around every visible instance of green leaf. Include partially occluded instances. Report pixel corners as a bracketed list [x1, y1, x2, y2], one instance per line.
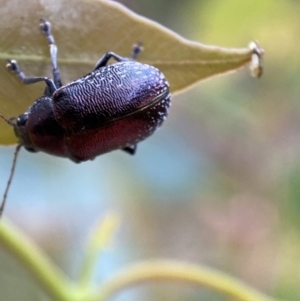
[0, 0, 262, 145]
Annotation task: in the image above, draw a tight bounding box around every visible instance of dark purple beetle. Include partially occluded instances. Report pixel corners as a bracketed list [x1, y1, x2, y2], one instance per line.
[0, 18, 171, 215]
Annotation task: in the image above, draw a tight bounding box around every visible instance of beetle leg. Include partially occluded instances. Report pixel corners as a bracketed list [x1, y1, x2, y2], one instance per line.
[6, 59, 57, 95]
[94, 52, 129, 70]
[122, 145, 137, 155]
[40, 18, 62, 88]
[131, 41, 143, 60]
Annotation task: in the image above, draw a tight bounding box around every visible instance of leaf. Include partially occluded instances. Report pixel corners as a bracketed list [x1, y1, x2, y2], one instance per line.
[0, 0, 262, 145]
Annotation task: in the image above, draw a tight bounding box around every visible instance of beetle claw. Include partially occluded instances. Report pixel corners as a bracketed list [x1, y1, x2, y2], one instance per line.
[39, 17, 51, 35]
[6, 59, 19, 73]
[131, 41, 143, 60]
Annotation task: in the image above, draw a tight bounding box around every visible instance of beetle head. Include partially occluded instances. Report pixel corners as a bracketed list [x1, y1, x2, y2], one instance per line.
[13, 113, 36, 152]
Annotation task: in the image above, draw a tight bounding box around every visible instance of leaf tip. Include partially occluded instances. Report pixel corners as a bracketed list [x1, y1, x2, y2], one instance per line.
[249, 41, 264, 78]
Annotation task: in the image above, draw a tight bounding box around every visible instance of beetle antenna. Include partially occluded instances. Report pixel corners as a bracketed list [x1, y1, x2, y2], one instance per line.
[0, 113, 14, 126]
[0, 144, 21, 217]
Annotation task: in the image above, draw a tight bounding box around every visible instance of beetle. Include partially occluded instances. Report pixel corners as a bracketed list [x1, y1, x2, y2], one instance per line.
[0, 18, 171, 215]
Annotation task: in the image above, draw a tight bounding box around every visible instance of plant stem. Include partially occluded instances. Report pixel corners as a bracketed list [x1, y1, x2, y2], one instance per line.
[96, 260, 277, 301]
[0, 219, 279, 301]
[79, 212, 120, 288]
[0, 218, 75, 301]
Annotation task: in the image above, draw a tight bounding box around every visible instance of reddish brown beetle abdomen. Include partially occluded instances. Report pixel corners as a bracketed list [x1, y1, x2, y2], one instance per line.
[66, 91, 171, 161]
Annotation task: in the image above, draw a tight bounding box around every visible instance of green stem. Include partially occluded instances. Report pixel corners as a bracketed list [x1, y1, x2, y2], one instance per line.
[0, 218, 76, 301]
[0, 218, 279, 301]
[96, 260, 277, 301]
[79, 213, 120, 288]
[79, 247, 101, 288]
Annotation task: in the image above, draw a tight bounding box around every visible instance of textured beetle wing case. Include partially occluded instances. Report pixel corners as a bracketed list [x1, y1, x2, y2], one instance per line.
[52, 61, 169, 133]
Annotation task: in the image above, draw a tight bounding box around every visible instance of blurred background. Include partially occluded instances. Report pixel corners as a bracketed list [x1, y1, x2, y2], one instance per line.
[0, 0, 300, 300]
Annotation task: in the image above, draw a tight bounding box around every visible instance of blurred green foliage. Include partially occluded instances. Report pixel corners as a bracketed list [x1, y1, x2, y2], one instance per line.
[1, 0, 300, 300]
